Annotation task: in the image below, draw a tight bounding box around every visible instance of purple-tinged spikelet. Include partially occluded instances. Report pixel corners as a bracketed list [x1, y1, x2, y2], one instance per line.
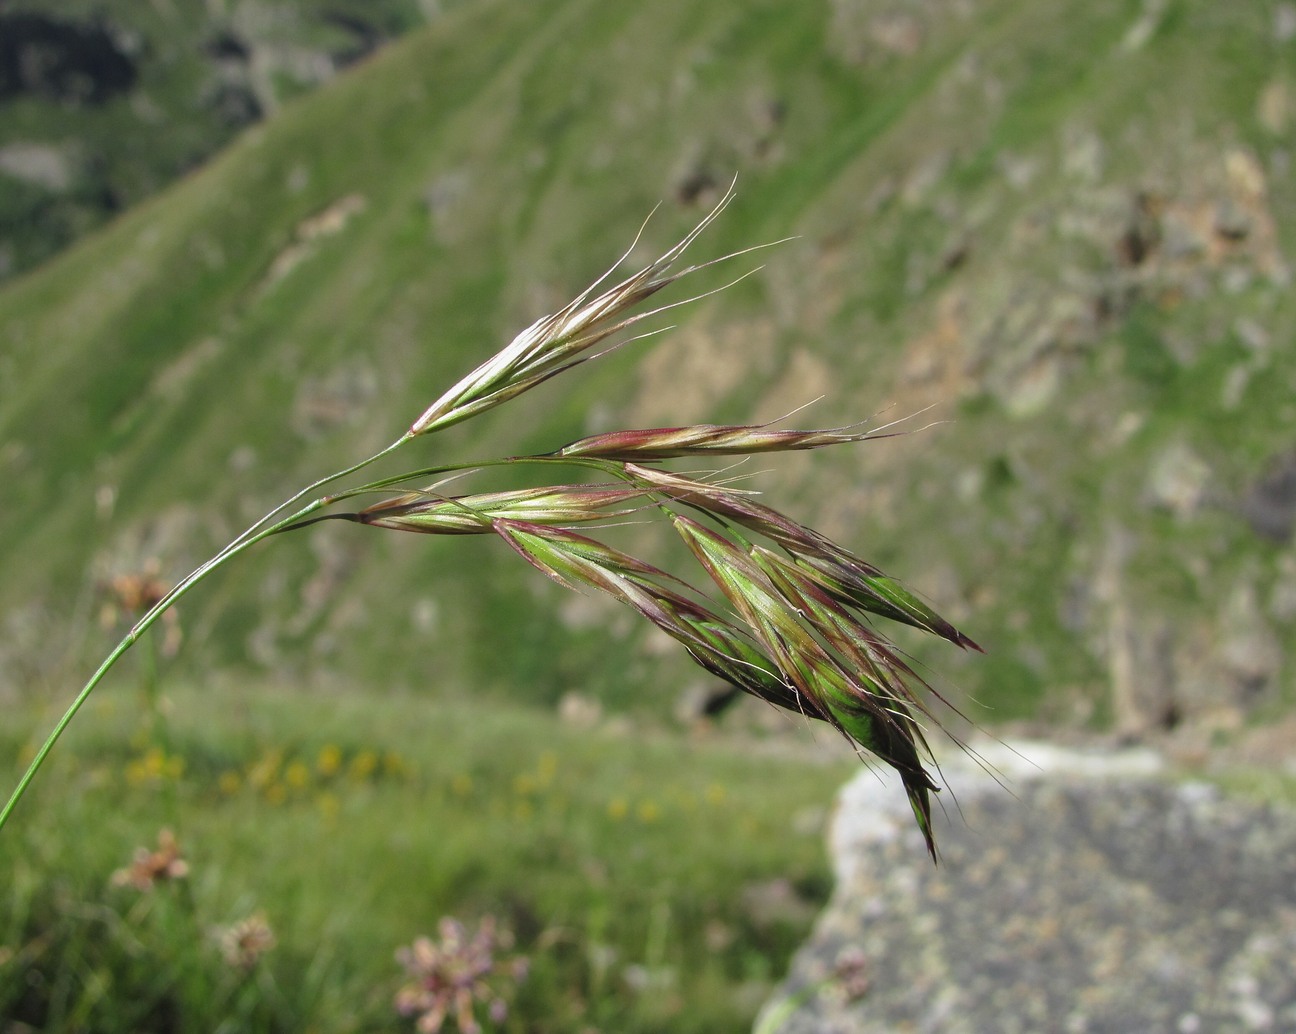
[626, 464, 982, 652]
[671, 514, 941, 859]
[356, 484, 650, 534]
[555, 420, 895, 461]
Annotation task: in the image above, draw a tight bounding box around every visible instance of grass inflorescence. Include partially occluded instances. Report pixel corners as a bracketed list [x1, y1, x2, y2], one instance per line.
[4, 183, 979, 855]
[2, 185, 980, 1027]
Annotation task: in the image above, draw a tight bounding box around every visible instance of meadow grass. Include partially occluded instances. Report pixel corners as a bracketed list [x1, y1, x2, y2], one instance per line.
[2, 683, 854, 1032]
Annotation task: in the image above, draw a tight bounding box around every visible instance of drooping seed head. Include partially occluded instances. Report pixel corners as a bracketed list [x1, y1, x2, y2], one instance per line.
[671, 514, 940, 858]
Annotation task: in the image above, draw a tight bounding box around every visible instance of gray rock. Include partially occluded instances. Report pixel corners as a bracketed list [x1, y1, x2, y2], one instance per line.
[1146, 442, 1212, 520]
[1243, 451, 1296, 543]
[759, 742, 1296, 1034]
[0, 142, 79, 191]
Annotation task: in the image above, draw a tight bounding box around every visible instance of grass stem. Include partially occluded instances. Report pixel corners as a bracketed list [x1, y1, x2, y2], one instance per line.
[0, 438, 412, 832]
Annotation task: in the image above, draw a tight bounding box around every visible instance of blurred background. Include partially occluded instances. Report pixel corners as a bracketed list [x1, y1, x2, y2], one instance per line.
[1, 0, 1293, 1030]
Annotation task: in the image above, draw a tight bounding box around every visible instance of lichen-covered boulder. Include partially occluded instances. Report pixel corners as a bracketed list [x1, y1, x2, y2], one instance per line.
[759, 742, 1296, 1034]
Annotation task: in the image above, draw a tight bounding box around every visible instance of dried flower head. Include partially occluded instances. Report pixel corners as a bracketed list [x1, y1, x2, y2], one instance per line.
[110, 827, 189, 890]
[100, 567, 170, 617]
[395, 916, 529, 1034]
[830, 946, 871, 1001]
[216, 910, 277, 971]
[98, 563, 183, 656]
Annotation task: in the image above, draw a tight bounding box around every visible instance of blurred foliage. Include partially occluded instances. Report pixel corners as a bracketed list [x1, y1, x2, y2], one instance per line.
[1, 684, 851, 1032]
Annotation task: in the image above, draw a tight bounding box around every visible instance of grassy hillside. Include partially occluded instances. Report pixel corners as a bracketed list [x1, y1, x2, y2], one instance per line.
[2, 0, 1294, 738]
[0, 0, 433, 280]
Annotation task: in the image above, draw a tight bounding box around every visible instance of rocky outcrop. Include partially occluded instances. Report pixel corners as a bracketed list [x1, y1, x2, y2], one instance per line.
[760, 742, 1296, 1033]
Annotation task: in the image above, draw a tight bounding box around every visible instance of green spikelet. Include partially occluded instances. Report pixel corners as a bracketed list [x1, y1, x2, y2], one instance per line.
[752, 544, 942, 860]
[824, 690, 939, 862]
[673, 515, 942, 859]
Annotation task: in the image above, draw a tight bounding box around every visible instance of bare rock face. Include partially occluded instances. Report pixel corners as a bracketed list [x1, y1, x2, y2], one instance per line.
[759, 743, 1296, 1034]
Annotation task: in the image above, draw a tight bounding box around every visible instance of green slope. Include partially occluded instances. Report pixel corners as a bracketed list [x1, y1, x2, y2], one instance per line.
[2, 0, 1294, 733]
[0, 0, 432, 280]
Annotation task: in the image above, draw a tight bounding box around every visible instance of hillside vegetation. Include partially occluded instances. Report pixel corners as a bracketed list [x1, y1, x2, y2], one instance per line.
[0, 0, 433, 279]
[2, 0, 1294, 740]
